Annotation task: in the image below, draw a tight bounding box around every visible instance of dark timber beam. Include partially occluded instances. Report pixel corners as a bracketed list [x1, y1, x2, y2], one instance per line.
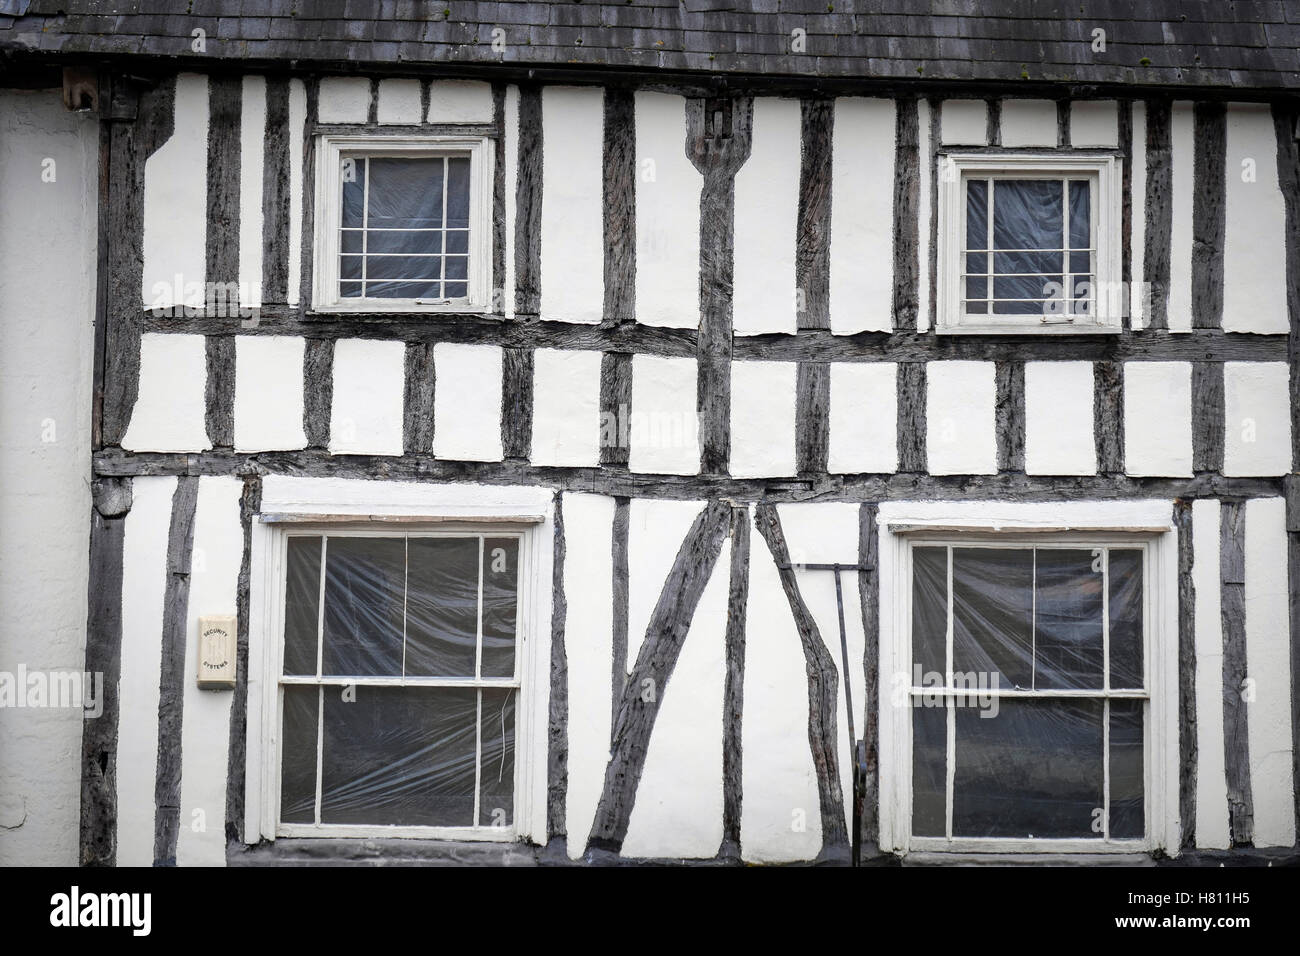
[204, 75, 242, 450]
[1143, 98, 1173, 331]
[224, 475, 262, 845]
[719, 504, 749, 862]
[1191, 102, 1226, 332]
[857, 501, 880, 850]
[1220, 499, 1254, 847]
[587, 499, 731, 854]
[546, 492, 568, 850]
[1175, 499, 1197, 851]
[892, 97, 921, 333]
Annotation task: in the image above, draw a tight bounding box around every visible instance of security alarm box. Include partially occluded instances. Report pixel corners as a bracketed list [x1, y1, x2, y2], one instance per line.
[197, 615, 237, 689]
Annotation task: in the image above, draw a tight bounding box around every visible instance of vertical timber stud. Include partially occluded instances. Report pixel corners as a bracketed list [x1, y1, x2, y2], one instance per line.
[296, 78, 319, 314]
[1273, 101, 1300, 842]
[897, 362, 927, 473]
[892, 98, 920, 333]
[302, 339, 333, 450]
[402, 342, 436, 455]
[506, 86, 542, 459]
[754, 503, 849, 858]
[1191, 102, 1226, 332]
[102, 78, 175, 447]
[546, 493, 568, 852]
[1192, 362, 1225, 474]
[611, 497, 631, 738]
[1095, 361, 1125, 475]
[796, 99, 833, 475]
[600, 89, 636, 468]
[205, 75, 242, 450]
[1220, 499, 1254, 846]
[687, 96, 753, 476]
[1143, 99, 1173, 331]
[857, 501, 880, 851]
[79, 478, 132, 866]
[261, 77, 291, 305]
[588, 501, 731, 855]
[1174, 499, 1197, 851]
[719, 505, 750, 862]
[501, 349, 534, 461]
[153, 476, 200, 866]
[224, 475, 262, 847]
[994, 361, 1025, 473]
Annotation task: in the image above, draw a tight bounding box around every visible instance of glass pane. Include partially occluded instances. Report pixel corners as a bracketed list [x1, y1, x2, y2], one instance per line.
[911, 547, 947, 680]
[1034, 549, 1104, 690]
[446, 229, 469, 255]
[320, 686, 477, 826]
[341, 157, 365, 228]
[340, 281, 362, 298]
[1109, 699, 1145, 839]
[366, 157, 444, 229]
[1109, 549, 1144, 689]
[321, 537, 405, 677]
[340, 230, 364, 253]
[280, 686, 318, 824]
[365, 254, 442, 281]
[284, 536, 321, 676]
[966, 179, 988, 250]
[367, 229, 441, 255]
[952, 698, 1104, 838]
[443, 280, 468, 298]
[339, 254, 363, 280]
[1068, 180, 1090, 250]
[952, 548, 1034, 691]
[481, 538, 519, 678]
[993, 179, 1063, 251]
[447, 156, 471, 229]
[479, 688, 516, 827]
[406, 537, 479, 678]
[912, 703, 947, 837]
[445, 255, 468, 281]
[364, 279, 441, 299]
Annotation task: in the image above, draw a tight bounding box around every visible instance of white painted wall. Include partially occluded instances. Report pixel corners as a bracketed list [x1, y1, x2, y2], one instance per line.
[239, 75, 266, 310]
[830, 97, 895, 334]
[431, 342, 504, 462]
[1243, 497, 1295, 848]
[1023, 361, 1096, 476]
[828, 362, 897, 474]
[233, 336, 307, 452]
[627, 499, 705, 671]
[377, 78, 422, 125]
[540, 87, 604, 324]
[635, 92, 701, 329]
[628, 354, 699, 475]
[176, 477, 244, 865]
[1222, 362, 1291, 477]
[1070, 100, 1118, 147]
[729, 360, 796, 478]
[330, 338, 405, 457]
[114, 477, 175, 866]
[504, 85, 520, 319]
[143, 74, 208, 310]
[1000, 99, 1056, 147]
[926, 361, 997, 475]
[286, 78, 306, 307]
[1224, 104, 1289, 334]
[1192, 499, 1229, 849]
[0, 89, 98, 866]
[427, 80, 493, 123]
[561, 493, 614, 858]
[122, 333, 209, 452]
[916, 99, 933, 333]
[1167, 102, 1194, 332]
[317, 76, 369, 123]
[733, 97, 799, 336]
[531, 348, 602, 467]
[941, 99, 986, 146]
[1124, 362, 1193, 477]
[1130, 102, 1148, 329]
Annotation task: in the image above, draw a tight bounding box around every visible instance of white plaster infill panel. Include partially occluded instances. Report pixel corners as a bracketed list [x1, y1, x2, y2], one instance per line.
[121, 333, 209, 452]
[828, 362, 897, 474]
[1223, 362, 1292, 477]
[233, 336, 307, 452]
[628, 354, 699, 475]
[1070, 100, 1119, 147]
[317, 76, 370, 123]
[1123, 361, 1192, 477]
[531, 348, 601, 467]
[941, 99, 987, 145]
[142, 73, 208, 311]
[729, 360, 796, 478]
[432, 342, 504, 462]
[1023, 360, 1096, 476]
[1167, 103, 1194, 332]
[238, 75, 266, 310]
[925, 360, 996, 476]
[427, 81, 493, 123]
[1224, 103, 1289, 334]
[329, 338, 404, 457]
[377, 78, 422, 125]
[540, 87, 604, 324]
[1192, 499, 1229, 849]
[1000, 99, 1057, 147]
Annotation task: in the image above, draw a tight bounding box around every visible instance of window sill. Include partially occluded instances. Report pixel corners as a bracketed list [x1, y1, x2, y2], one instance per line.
[902, 851, 1156, 867]
[229, 837, 544, 867]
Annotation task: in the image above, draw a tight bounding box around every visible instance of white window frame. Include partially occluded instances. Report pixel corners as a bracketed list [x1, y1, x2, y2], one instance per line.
[244, 480, 553, 845]
[937, 152, 1123, 335]
[876, 501, 1181, 857]
[311, 133, 495, 313]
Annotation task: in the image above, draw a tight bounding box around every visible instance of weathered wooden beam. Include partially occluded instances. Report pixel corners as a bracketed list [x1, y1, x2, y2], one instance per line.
[611, 496, 630, 739]
[796, 361, 830, 476]
[1191, 102, 1226, 331]
[599, 351, 631, 468]
[296, 78, 319, 311]
[402, 341, 436, 455]
[224, 475, 262, 845]
[79, 478, 132, 866]
[719, 504, 749, 861]
[1174, 498, 1197, 851]
[514, 86, 542, 318]
[1219, 499, 1254, 847]
[603, 87, 636, 326]
[994, 360, 1025, 473]
[501, 347, 534, 461]
[897, 360, 927, 473]
[857, 501, 880, 849]
[302, 338, 333, 450]
[1143, 98, 1173, 331]
[1192, 361, 1225, 473]
[753, 502, 849, 854]
[892, 97, 921, 333]
[547, 491, 567, 845]
[587, 500, 731, 852]
[797, 98, 833, 332]
[205, 75, 241, 450]
[261, 76, 291, 306]
[1094, 360, 1125, 475]
[1056, 99, 1071, 148]
[153, 476, 199, 866]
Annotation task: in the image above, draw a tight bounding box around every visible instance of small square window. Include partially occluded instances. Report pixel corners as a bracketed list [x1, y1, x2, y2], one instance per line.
[938, 154, 1122, 334]
[313, 135, 493, 312]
